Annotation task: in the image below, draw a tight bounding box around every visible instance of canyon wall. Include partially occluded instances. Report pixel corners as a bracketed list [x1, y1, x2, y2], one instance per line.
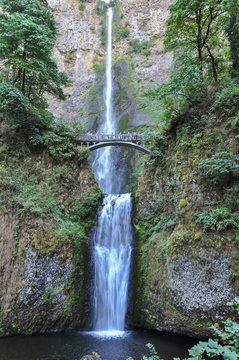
[47, 0, 172, 128]
[0, 127, 101, 335]
[130, 116, 239, 337]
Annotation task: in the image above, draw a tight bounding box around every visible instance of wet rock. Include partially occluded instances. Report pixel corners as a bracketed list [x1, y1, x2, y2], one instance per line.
[80, 352, 102, 360]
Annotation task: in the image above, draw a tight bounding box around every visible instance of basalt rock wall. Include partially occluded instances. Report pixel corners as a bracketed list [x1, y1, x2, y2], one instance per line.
[131, 118, 239, 337]
[0, 128, 101, 336]
[47, 0, 172, 128]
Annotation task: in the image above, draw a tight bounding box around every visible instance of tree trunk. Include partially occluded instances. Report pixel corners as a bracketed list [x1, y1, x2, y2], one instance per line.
[206, 44, 218, 82]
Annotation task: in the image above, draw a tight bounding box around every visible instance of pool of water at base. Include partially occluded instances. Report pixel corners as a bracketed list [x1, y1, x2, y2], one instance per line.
[0, 329, 198, 360]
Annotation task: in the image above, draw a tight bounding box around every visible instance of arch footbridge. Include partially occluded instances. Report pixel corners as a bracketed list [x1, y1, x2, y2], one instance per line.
[76, 134, 150, 154]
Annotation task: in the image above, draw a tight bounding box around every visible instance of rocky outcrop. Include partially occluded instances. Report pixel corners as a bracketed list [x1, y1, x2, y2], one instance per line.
[0, 139, 101, 336]
[131, 123, 239, 337]
[47, 0, 172, 127]
[80, 353, 102, 360]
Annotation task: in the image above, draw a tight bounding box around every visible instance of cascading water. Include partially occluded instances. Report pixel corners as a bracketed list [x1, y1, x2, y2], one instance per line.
[90, 7, 115, 194]
[90, 7, 133, 334]
[93, 194, 133, 331]
[104, 6, 114, 135]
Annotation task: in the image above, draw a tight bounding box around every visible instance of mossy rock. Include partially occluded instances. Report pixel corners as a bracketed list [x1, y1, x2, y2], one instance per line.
[179, 199, 187, 208]
[167, 230, 193, 258]
[117, 113, 129, 132]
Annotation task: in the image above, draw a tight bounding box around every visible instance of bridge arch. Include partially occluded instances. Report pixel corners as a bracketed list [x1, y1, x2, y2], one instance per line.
[88, 141, 150, 154]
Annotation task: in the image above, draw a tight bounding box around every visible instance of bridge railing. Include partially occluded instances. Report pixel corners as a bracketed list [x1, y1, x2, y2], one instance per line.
[76, 133, 144, 142]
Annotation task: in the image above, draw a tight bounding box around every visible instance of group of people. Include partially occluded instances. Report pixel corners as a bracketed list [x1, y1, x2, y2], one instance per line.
[85, 132, 144, 141]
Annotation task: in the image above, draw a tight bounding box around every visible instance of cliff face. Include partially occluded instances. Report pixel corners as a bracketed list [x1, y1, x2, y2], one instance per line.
[131, 116, 239, 337]
[0, 127, 101, 336]
[47, 0, 172, 128]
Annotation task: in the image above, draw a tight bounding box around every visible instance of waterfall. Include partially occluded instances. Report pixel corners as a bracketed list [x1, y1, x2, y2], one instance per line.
[89, 7, 133, 334]
[90, 7, 115, 194]
[93, 194, 133, 331]
[104, 6, 114, 134]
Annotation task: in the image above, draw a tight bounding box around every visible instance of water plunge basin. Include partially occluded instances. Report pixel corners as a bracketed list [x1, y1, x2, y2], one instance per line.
[0, 329, 197, 360]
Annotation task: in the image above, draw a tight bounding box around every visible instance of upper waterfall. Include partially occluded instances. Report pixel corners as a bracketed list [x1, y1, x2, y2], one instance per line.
[89, 7, 117, 194]
[104, 7, 114, 134]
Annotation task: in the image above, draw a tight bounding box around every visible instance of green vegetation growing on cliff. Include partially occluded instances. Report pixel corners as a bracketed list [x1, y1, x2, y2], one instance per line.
[145, 0, 239, 127]
[0, 124, 101, 249]
[0, 122, 102, 335]
[133, 0, 239, 335]
[130, 39, 151, 57]
[0, 0, 103, 335]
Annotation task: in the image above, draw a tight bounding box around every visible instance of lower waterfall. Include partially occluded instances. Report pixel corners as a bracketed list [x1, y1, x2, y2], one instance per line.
[92, 194, 133, 332]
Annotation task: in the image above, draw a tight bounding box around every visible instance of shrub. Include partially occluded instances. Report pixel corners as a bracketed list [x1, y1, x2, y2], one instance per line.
[127, 298, 239, 360]
[119, 28, 129, 37]
[100, 26, 106, 44]
[198, 152, 239, 182]
[0, 83, 30, 113]
[78, 3, 85, 11]
[145, 132, 167, 167]
[95, 0, 108, 15]
[213, 81, 239, 118]
[196, 208, 239, 231]
[130, 38, 151, 55]
[152, 215, 175, 233]
[43, 286, 59, 303]
[142, 49, 151, 57]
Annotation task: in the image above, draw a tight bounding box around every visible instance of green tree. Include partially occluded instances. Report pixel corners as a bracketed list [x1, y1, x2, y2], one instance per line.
[165, 0, 229, 82]
[143, 0, 239, 129]
[0, 0, 69, 139]
[225, 0, 239, 76]
[0, 0, 68, 101]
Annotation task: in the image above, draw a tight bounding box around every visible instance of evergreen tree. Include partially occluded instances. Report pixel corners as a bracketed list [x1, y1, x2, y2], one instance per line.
[0, 0, 69, 138]
[0, 0, 68, 101]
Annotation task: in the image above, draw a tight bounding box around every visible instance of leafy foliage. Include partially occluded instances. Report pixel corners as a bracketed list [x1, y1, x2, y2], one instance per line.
[0, 0, 68, 100]
[212, 81, 239, 128]
[198, 152, 239, 182]
[128, 298, 239, 360]
[0, 83, 30, 113]
[95, 0, 108, 15]
[225, 0, 239, 76]
[78, 2, 85, 11]
[144, 0, 239, 130]
[43, 286, 59, 303]
[100, 25, 106, 44]
[130, 39, 151, 56]
[145, 61, 204, 127]
[119, 27, 130, 38]
[144, 132, 167, 167]
[0, 139, 101, 244]
[0, 0, 69, 138]
[41, 121, 89, 160]
[196, 208, 239, 231]
[165, 0, 229, 82]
